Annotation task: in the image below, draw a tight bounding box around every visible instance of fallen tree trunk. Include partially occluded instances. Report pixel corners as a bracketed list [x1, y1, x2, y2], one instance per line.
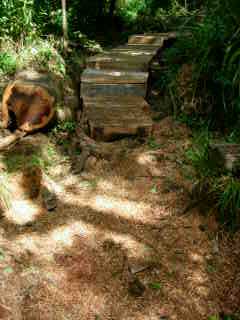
[1, 70, 57, 132]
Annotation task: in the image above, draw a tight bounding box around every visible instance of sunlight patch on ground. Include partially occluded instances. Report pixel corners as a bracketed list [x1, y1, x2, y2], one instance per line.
[189, 252, 204, 263]
[4, 200, 43, 225]
[15, 221, 97, 259]
[92, 195, 150, 218]
[110, 232, 153, 258]
[136, 151, 164, 176]
[137, 152, 157, 165]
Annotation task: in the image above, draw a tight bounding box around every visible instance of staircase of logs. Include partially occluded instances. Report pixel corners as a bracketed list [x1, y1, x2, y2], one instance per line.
[80, 32, 176, 141]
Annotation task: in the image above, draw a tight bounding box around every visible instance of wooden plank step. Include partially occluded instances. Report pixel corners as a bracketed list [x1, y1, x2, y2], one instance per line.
[111, 45, 157, 56]
[128, 34, 164, 46]
[87, 52, 151, 71]
[81, 82, 147, 97]
[81, 69, 148, 84]
[128, 32, 177, 46]
[81, 69, 148, 97]
[83, 95, 153, 141]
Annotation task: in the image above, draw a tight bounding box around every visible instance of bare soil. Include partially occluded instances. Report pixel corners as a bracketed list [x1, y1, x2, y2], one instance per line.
[0, 116, 239, 320]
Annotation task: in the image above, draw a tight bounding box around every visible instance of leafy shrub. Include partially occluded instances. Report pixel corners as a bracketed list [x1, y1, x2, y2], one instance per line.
[0, 52, 17, 75]
[186, 130, 240, 230]
[0, 38, 66, 78]
[0, 0, 36, 40]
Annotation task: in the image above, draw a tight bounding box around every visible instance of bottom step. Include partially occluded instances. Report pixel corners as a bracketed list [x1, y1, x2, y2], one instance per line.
[83, 96, 153, 141]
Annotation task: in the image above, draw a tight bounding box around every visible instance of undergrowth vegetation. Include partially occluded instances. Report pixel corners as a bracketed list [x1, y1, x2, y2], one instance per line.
[152, 1, 240, 230]
[186, 130, 240, 230]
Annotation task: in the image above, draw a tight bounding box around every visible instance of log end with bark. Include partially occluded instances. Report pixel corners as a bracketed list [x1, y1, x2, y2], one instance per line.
[0, 70, 59, 150]
[1, 72, 56, 133]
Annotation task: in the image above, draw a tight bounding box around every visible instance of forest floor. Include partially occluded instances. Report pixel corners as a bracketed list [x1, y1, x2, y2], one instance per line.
[0, 116, 239, 320]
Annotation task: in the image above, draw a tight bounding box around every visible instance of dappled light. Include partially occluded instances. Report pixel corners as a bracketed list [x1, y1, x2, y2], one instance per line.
[4, 199, 43, 225]
[0, 117, 238, 319]
[0, 0, 240, 319]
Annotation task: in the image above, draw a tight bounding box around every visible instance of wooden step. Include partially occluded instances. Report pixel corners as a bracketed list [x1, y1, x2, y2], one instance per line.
[128, 32, 177, 46]
[128, 34, 164, 46]
[87, 52, 151, 71]
[81, 68, 148, 84]
[111, 45, 157, 57]
[83, 95, 153, 141]
[81, 69, 148, 97]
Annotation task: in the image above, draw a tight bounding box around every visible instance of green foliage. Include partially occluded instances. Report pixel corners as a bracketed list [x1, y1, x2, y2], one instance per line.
[147, 136, 162, 150]
[186, 129, 240, 230]
[19, 39, 66, 76]
[148, 282, 162, 290]
[0, 38, 66, 77]
[185, 129, 214, 178]
[0, 52, 17, 75]
[213, 176, 240, 230]
[0, 0, 36, 40]
[53, 120, 77, 134]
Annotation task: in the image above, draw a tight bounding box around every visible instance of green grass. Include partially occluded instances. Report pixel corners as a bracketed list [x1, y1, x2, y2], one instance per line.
[0, 52, 17, 75]
[148, 282, 162, 290]
[147, 136, 162, 150]
[186, 129, 240, 230]
[3, 141, 61, 174]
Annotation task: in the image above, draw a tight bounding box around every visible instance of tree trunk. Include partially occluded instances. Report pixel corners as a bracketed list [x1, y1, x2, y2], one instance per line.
[109, 0, 117, 18]
[61, 0, 68, 54]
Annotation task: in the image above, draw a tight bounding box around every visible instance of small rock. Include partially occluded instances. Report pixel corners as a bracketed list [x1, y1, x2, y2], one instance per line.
[42, 187, 57, 211]
[85, 156, 98, 171]
[212, 238, 219, 254]
[128, 277, 145, 297]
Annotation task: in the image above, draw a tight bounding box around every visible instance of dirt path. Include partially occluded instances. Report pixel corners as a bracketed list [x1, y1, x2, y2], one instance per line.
[0, 117, 239, 320]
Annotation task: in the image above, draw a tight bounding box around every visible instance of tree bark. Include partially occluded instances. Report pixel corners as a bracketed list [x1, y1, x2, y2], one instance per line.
[61, 0, 68, 54]
[109, 0, 117, 18]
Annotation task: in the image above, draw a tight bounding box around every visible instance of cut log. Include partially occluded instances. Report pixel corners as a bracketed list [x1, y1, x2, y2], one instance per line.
[1, 70, 57, 133]
[209, 143, 240, 173]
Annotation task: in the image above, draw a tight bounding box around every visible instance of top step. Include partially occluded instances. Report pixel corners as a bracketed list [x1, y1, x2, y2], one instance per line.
[128, 32, 177, 46]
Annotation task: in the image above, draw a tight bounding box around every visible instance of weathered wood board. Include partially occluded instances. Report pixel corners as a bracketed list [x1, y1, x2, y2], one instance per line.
[84, 95, 153, 141]
[81, 68, 148, 84]
[81, 82, 147, 97]
[111, 45, 157, 57]
[128, 32, 177, 46]
[79, 32, 174, 141]
[81, 69, 148, 97]
[87, 52, 151, 71]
